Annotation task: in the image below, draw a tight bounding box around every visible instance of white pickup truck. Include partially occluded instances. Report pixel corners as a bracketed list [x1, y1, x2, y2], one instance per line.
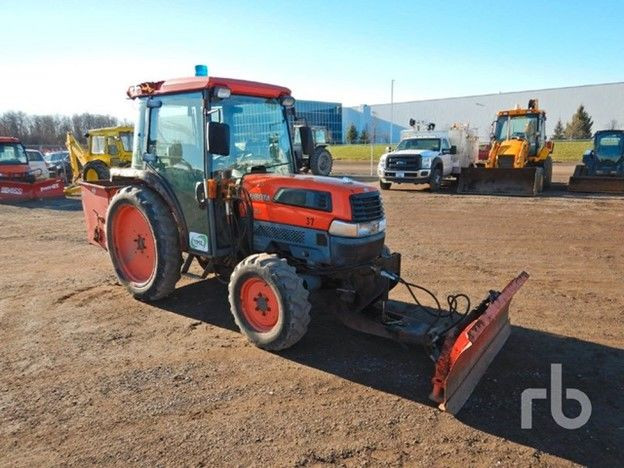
[377, 124, 478, 191]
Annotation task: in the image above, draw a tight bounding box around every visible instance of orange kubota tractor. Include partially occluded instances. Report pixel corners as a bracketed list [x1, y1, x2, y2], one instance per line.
[79, 70, 528, 413]
[0, 137, 64, 202]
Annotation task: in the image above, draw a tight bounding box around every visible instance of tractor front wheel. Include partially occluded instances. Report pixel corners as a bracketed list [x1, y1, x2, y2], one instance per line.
[82, 160, 110, 182]
[106, 186, 182, 301]
[228, 253, 311, 350]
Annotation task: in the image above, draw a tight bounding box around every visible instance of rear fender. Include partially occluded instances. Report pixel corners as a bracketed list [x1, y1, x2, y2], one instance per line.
[110, 168, 189, 250]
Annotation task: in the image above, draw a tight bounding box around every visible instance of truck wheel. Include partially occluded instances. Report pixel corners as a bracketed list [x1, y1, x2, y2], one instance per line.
[542, 156, 553, 189]
[106, 186, 182, 301]
[82, 160, 110, 182]
[379, 180, 392, 190]
[229, 253, 311, 351]
[309, 147, 333, 176]
[429, 165, 443, 192]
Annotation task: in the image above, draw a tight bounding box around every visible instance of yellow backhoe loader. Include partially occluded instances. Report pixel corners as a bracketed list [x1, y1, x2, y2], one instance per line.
[458, 99, 554, 196]
[64, 126, 133, 195]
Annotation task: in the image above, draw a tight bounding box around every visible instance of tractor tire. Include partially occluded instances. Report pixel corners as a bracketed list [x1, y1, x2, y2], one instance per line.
[82, 160, 110, 182]
[228, 253, 311, 351]
[379, 180, 392, 190]
[429, 165, 443, 192]
[106, 185, 182, 301]
[309, 147, 333, 176]
[542, 156, 553, 189]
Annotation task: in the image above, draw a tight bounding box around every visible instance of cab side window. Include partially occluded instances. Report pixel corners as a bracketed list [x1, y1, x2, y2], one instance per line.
[148, 92, 203, 171]
[441, 139, 450, 151]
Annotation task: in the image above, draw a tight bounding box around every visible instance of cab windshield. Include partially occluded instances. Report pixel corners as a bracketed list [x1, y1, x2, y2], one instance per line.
[0, 143, 28, 165]
[494, 114, 539, 142]
[595, 132, 624, 162]
[395, 138, 440, 151]
[209, 95, 293, 177]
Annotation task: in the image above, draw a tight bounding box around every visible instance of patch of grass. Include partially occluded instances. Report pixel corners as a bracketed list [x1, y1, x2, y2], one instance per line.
[551, 140, 592, 163]
[330, 140, 593, 163]
[331, 144, 389, 162]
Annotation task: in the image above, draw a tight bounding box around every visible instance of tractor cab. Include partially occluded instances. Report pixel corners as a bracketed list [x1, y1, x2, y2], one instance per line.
[490, 100, 547, 166]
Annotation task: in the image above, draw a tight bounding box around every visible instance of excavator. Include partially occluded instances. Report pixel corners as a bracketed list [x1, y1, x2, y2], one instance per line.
[458, 99, 554, 196]
[78, 69, 528, 413]
[64, 126, 133, 195]
[568, 129, 624, 193]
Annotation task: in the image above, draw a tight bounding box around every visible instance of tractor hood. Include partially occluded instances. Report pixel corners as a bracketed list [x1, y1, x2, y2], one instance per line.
[242, 173, 382, 231]
[492, 139, 526, 157]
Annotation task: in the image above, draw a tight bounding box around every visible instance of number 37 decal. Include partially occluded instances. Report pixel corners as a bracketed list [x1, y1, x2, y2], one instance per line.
[305, 216, 315, 226]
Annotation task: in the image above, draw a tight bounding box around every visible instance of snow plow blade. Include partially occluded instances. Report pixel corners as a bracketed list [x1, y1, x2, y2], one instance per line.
[458, 167, 542, 196]
[429, 271, 529, 413]
[568, 175, 624, 194]
[0, 177, 65, 202]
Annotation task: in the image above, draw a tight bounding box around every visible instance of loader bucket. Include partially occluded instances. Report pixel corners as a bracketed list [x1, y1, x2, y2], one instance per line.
[430, 271, 529, 414]
[568, 175, 624, 194]
[457, 167, 542, 196]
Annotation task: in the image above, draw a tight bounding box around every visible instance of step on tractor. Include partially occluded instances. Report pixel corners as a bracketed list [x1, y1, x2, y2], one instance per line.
[458, 99, 554, 196]
[568, 129, 624, 193]
[64, 126, 133, 195]
[79, 70, 528, 413]
[0, 137, 64, 202]
[293, 124, 333, 176]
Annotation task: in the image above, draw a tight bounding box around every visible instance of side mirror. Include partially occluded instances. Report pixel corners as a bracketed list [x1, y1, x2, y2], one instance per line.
[299, 126, 315, 156]
[450, 145, 457, 155]
[207, 121, 230, 156]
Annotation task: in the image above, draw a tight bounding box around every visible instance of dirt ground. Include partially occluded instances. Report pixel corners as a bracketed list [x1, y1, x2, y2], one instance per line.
[1, 164, 622, 467]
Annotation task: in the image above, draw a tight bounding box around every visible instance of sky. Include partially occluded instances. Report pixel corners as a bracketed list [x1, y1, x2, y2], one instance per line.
[2, 0, 624, 120]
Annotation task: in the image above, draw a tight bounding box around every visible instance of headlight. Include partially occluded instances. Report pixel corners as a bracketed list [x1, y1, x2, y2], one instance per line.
[421, 157, 431, 168]
[329, 218, 386, 238]
[378, 154, 388, 166]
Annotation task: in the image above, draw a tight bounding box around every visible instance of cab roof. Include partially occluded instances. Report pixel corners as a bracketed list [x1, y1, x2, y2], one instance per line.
[0, 137, 20, 143]
[127, 76, 291, 100]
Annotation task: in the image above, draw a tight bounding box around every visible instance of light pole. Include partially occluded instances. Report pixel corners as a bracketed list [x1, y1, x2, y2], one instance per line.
[390, 79, 395, 145]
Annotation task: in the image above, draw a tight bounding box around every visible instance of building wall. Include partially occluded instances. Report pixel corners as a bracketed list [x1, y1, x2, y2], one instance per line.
[343, 82, 624, 143]
[294, 100, 343, 143]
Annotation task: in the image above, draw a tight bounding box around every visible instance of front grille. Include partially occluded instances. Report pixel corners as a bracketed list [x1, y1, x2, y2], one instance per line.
[497, 155, 516, 168]
[254, 223, 305, 244]
[350, 191, 384, 222]
[386, 155, 421, 171]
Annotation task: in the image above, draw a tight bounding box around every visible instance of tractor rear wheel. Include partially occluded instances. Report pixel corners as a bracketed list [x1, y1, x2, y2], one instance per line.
[228, 253, 311, 350]
[106, 186, 182, 301]
[542, 156, 553, 189]
[309, 147, 333, 176]
[82, 160, 110, 182]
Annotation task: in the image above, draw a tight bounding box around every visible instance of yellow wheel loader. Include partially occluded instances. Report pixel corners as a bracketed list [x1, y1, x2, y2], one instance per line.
[64, 126, 133, 195]
[458, 99, 554, 196]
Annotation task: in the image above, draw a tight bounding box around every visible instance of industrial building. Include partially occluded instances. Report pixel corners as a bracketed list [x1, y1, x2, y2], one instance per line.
[342, 82, 624, 143]
[294, 100, 343, 143]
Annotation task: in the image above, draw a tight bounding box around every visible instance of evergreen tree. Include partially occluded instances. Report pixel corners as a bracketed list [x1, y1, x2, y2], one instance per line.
[359, 128, 370, 144]
[552, 119, 565, 140]
[564, 105, 593, 139]
[345, 124, 358, 144]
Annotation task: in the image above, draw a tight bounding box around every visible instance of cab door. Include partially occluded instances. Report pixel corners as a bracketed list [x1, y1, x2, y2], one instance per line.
[146, 92, 212, 255]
